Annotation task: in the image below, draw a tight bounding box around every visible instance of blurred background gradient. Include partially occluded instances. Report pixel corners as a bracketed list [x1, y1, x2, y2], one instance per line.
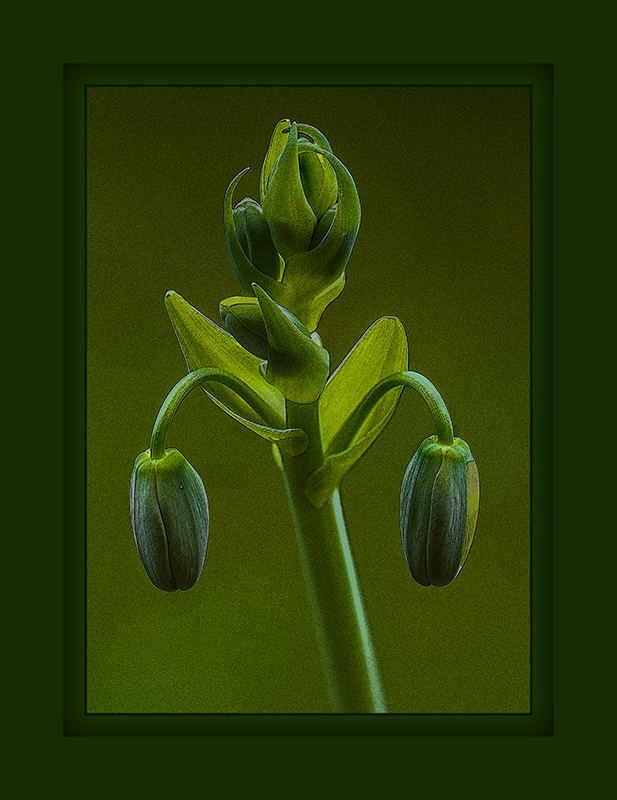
[86, 86, 530, 713]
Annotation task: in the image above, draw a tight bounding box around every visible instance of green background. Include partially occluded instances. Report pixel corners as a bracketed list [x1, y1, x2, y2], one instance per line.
[86, 84, 530, 715]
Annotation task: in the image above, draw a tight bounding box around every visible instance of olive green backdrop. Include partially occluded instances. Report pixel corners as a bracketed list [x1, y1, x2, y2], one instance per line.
[87, 85, 530, 714]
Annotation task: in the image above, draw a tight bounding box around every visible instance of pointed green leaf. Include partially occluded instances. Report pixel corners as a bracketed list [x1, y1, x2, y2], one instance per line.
[291, 123, 334, 153]
[165, 291, 285, 427]
[306, 317, 408, 506]
[320, 317, 408, 451]
[253, 284, 330, 404]
[219, 295, 269, 359]
[262, 122, 317, 260]
[299, 149, 338, 220]
[260, 119, 291, 204]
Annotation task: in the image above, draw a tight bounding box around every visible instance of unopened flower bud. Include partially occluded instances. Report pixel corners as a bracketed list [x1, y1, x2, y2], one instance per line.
[298, 146, 338, 220]
[232, 197, 283, 281]
[130, 448, 209, 592]
[219, 295, 269, 359]
[262, 122, 317, 260]
[224, 120, 361, 330]
[400, 436, 479, 587]
[309, 206, 337, 250]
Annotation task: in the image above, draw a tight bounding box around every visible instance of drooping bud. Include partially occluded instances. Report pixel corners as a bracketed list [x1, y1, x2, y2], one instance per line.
[400, 436, 479, 587]
[130, 448, 209, 592]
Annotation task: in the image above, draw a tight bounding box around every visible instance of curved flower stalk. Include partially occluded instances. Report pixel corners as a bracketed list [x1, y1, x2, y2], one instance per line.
[129, 118, 480, 713]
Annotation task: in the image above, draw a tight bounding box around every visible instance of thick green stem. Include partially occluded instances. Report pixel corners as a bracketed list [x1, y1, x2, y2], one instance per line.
[280, 399, 388, 713]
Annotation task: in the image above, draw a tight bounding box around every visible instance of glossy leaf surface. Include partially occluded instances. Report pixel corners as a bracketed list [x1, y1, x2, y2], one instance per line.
[165, 291, 285, 427]
[306, 317, 408, 506]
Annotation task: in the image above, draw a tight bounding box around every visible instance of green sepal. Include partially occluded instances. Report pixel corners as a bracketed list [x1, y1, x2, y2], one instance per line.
[232, 197, 283, 281]
[296, 272, 347, 332]
[262, 122, 317, 260]
[309, 206, 337, 251]
[253, 284, 330, 404]
[224, 169, 283, 297]
[260, 119, 291, 204]
[290, 123, 334, 153]
[298, 147, 338, 221]
[282, 142, 361, 292]
[256, 269, 346, 334]
[219, 295, 269, 359]
[271, 122, 337, 239]
[165, 290, 285, 427]
[306, 317, 408, 507]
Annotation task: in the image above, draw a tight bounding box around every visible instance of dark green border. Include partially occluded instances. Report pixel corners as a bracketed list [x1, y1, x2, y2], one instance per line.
[65, 63, 553, 736]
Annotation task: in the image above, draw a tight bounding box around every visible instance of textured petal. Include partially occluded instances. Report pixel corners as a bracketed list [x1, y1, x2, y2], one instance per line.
[405, 444, 443, 586]
[426, 453, 467, 587]
[460, 459, 480, 571]
[131, 452, 177, 591]
[155, 449, 209, 591]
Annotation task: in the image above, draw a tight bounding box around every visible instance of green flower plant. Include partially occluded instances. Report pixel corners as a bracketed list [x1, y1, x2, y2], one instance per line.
[129, 119, 480, 713]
